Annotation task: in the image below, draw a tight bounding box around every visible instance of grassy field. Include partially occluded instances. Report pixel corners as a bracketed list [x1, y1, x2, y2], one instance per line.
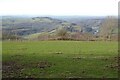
[2, 41, 118, 78]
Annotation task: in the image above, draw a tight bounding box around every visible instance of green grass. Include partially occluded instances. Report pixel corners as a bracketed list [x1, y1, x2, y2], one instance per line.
[2, 41, 118, 78]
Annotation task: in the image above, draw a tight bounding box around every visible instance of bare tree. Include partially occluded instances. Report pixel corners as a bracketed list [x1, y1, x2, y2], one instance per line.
[99, 16, 118, 40]
[57, 28, 68, 40]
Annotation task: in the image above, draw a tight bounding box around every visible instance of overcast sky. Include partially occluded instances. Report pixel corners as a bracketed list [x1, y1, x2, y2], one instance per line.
[0, 0, 119, 16]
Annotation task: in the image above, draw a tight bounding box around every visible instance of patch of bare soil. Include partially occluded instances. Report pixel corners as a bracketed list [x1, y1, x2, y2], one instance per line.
[36, 61, 53, 69]
[105, 64, 119, 70]
[72, 57, 82, 60]
[2, 60, 55, 78]
[55, 52, 63, 54]
[24, 61, 54, 69]
[104, 56, 119, 70]
[2, 61, 23, 78]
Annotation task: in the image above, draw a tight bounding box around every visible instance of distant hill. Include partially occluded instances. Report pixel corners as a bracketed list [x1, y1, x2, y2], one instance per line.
[2, 16, 81, 36]
[2, 16, 118, 40]
[52, 16, 105, 34]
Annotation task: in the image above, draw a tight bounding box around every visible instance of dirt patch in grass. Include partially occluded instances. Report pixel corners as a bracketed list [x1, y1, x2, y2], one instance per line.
[2, 60, 54, 78]
[114, 56, 120, 61]
[2, 61, 23, 78]
[36, 61, 53, 69]
[23, 61, 54, 69]
[55, 52, 63, 54]
[105, 64, 119, 70]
